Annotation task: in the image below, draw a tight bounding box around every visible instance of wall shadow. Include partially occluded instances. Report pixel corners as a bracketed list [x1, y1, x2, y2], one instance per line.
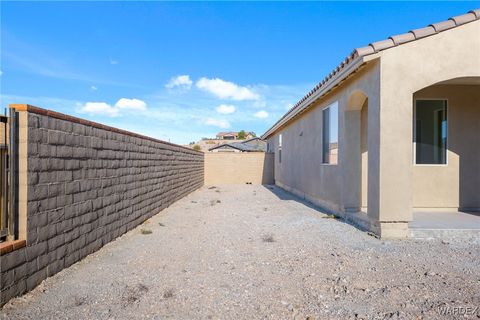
[261, 153, 275, 185]
[261, 142, 373, 233]
[261, 184, 330, 212]
[261, 184, 373, 234]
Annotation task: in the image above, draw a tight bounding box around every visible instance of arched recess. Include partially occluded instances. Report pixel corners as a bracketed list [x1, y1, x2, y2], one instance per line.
[348, 90, 368, 111]
[412, 76, 480, 212]
[344, 90, 369, 213]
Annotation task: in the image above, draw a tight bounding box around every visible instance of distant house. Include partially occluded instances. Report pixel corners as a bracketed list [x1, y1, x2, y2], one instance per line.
[215, 131, 256, 140]
[216, 132, 238, 140]
[209, 137, 266, 153]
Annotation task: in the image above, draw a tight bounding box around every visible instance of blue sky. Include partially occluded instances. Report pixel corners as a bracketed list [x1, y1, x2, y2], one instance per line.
[1, 2, 478, 144]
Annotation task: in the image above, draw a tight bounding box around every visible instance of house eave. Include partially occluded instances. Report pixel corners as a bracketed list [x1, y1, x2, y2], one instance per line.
[261, 55, 374, 139]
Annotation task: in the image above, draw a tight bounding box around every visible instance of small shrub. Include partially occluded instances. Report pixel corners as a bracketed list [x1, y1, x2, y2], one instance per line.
[137, 283, 149, 293]
[262, 234, 275, 243]
[192, 145, 201, 151]
[209, 199, 221, 206]
[163, 288, 174, 298]
[158, 222, 166, 227]
[73, 296, 86, 307]
[121, 283, 148, 306]
[141, 229, 152, 235]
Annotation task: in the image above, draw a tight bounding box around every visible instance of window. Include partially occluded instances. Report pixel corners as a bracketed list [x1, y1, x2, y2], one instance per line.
[414, 100, 447, 164]
[278, 134, 282, 163]
[322, 102, 339, 164]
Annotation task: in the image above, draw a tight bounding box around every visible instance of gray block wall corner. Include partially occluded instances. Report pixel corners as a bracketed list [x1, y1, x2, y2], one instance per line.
[1, 106, 204, 306]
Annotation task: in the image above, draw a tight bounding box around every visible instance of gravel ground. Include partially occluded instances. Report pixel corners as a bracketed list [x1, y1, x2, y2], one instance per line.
[1, 185, 479, 320]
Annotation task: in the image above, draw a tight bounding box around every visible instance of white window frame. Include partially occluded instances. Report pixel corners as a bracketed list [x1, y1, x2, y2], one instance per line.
[322, 101, 339, 165]
[413, 98, 449, 166]
[278, 133, 282, 163]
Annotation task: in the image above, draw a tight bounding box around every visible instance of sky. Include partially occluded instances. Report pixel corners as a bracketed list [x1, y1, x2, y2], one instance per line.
[1, 1, 478, 145]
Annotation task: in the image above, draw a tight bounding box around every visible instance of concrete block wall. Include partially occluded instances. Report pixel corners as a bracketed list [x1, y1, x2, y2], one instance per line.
[1, 105, 204, 306]
[204, 152, 274, 185]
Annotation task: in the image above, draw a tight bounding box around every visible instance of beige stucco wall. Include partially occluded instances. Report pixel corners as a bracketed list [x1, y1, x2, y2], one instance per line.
[265, 19, 480, 237]
[379, 20, 480, 216]
[204, 153, 274, 185]
[0, 121, 7, 144]
[267, 61, 381, 220]
[413, 85, 480, 210]
[377, 20, 480, 220]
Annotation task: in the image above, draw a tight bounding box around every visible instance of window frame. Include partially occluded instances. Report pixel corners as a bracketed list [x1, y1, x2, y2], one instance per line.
[413, 98, 449, 167]
[322, 101, 339, 165]
[278, 133, 282, 163]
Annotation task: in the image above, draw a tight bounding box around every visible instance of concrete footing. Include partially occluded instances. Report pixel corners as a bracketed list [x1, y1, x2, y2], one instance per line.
[409, 211, 480, 240]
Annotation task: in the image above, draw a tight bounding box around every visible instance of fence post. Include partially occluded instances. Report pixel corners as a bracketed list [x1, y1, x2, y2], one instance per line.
[7, 109, 19, 240]
[0, 114, 8, 239]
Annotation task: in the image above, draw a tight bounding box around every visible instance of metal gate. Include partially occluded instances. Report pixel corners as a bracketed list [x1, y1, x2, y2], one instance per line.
[0, 110, 19, 242]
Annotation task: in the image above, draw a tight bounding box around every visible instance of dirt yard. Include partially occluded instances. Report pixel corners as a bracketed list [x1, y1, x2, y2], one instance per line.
[1, 185, 479, 319]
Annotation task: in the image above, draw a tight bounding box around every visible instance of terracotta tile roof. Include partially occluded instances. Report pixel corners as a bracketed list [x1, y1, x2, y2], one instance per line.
[262, 9, 480, 139]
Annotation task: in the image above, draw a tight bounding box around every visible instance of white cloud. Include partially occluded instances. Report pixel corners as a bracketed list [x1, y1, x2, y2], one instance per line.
[166, 75, 193, 90]
[2, 82, 312, 145]
[78, 98, 147, 117]
[110, 59, 118, 65]
[90, 85, 97, 91]
[254, 110, 269, 119]
[216, 104, 236, 114]
[205, 118, 230, 129]
[79, 102, 119, 117]
[253, 100, 267, 108]
[115, 98, 147, 111]
[0, 70, 3, 76]
[196, 77, 259, 101]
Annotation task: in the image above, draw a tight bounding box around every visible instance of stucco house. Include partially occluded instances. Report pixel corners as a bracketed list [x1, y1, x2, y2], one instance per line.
[216, 132, 239, 140]
[216, 131, 255, 140]
[262, 9, 480, 238]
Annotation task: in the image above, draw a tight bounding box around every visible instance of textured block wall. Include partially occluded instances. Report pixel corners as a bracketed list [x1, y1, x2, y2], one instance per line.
[1, 108, 204, 305]
[204, 152, 274, 185]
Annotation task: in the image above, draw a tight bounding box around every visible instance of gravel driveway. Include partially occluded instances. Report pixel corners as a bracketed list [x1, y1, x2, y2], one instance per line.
[1, 185, 479, 319]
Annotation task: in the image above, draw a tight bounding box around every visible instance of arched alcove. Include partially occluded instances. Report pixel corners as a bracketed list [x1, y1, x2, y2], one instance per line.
[412, 76, 480, 212]
[344, 90, 369, 212]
